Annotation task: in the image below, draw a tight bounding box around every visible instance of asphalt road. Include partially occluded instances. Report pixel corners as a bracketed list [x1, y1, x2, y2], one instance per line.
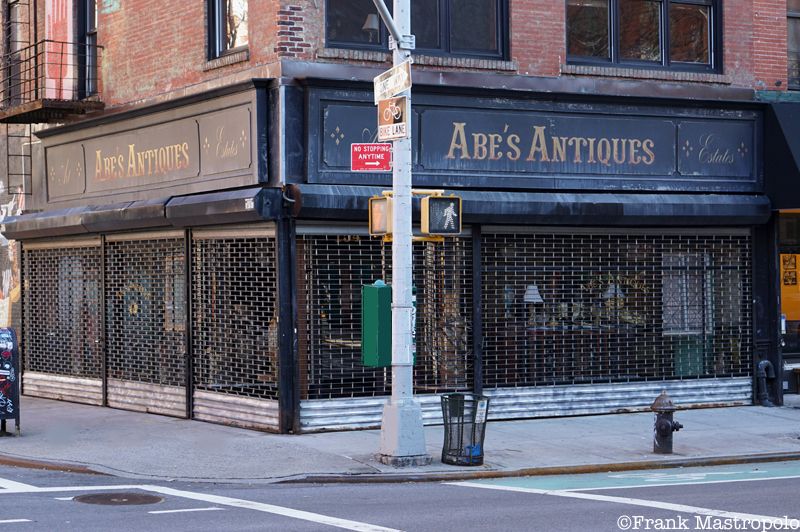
[0, 461, 799, 531]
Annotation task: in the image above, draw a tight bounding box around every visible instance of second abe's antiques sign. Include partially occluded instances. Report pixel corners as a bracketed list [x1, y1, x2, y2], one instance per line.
[45, 97, 255, 204]
[311, 90, 759, 191]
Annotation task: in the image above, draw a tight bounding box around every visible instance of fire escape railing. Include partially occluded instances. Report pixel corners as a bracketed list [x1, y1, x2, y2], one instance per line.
[0, 39, 102, 111]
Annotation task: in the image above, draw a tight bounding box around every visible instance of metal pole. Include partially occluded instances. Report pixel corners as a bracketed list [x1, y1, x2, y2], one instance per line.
[376, 0, 430, 466]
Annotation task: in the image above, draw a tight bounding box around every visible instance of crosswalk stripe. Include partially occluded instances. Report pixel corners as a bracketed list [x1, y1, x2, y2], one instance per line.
[0, 477, 36, 491]
[448, 481, 799, 526]
[148, 507, 223, 514]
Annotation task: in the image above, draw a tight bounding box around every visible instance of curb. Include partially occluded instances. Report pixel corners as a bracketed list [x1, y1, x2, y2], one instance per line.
[0, 454, 107, 476]
[280, 452, 800, 484]
[2, 451, 800, 485]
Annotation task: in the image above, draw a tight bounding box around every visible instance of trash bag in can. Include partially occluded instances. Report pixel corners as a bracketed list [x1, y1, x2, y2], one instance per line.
[441, 393, 489, 466]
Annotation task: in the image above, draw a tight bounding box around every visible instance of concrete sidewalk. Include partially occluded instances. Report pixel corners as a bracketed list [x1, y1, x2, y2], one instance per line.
[1, 396, 800, 484]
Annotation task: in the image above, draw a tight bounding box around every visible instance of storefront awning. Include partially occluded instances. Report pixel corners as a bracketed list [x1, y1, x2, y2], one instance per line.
[166, 187, 282, 227]
[766, 103, 800, 210]
[290, 184, 770, 226]
[2, 187, 284, 240]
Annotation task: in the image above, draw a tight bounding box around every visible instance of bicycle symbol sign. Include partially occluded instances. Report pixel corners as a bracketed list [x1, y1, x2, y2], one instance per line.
[377, 96, 409, 141]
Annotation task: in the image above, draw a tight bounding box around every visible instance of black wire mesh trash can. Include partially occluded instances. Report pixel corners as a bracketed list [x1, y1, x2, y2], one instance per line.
[441, 393, 490, 466]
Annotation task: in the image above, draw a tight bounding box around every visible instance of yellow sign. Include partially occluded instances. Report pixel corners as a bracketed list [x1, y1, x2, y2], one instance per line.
[781, 254, 800, 320]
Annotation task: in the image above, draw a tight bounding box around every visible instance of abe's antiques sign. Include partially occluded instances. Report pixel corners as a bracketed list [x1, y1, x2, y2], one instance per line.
[45, 103, 254, 203]
[313, 92, 758, 190]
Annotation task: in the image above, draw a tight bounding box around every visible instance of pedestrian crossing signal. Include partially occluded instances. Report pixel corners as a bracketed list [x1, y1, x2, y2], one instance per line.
[369, 196, 393, 236]
[421, 195, 461, 235]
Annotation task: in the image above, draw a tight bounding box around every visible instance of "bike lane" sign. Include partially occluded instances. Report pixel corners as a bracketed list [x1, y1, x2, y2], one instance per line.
[377, 96, 409, 141]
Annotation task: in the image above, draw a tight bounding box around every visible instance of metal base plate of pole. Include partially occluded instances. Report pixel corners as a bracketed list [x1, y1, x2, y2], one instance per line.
[377, 398, 432, 466]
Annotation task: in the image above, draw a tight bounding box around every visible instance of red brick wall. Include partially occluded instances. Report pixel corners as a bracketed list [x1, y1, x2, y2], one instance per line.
[511, 0, 565, 77]
[752, 0, 788, 90]
[76, 0, 789, 109]
[96, 0, 285, 106]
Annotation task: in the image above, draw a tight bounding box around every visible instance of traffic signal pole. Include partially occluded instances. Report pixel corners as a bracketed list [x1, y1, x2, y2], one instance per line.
[372, 0, 431, 466]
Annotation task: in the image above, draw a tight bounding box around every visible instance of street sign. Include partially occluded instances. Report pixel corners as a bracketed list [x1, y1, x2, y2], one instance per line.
[373, 59, 412, 104]
[421, 195, 462, 235]
[351, 143, 392, 172]
[377, 96, 409, 141]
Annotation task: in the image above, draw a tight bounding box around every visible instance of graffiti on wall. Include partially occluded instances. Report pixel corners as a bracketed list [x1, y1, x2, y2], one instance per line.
[0, 186, 23, 328]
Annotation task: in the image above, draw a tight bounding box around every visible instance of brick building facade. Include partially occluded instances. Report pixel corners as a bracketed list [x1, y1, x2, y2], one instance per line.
[0, 0, 797, 432]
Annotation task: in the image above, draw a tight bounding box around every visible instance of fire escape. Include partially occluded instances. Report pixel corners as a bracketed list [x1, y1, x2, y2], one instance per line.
[1, 0, 103, 194]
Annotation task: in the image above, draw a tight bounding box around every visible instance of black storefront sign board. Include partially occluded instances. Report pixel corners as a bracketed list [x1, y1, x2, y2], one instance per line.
[0, 327, 20, 436]
[307, 89, 760, 193]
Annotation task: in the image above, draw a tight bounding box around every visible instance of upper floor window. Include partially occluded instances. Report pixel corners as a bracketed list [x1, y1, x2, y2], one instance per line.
[208, 0, 248, 58]
[567, 0, 719, 72]
[325, 0, 507, 60]
[79, 0, 98, 97]
[789, 0, 800, 89]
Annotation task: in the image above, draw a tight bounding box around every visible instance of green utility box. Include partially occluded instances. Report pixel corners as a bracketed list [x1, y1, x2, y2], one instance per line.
[362, 280, 393, 367]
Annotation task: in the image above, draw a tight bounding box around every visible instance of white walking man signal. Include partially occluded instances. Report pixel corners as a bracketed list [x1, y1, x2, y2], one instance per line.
[443, 201, 458, 230]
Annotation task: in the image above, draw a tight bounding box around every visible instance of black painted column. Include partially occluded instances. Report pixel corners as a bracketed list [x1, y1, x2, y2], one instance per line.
[277, 214, 299, 433]
[752, 215, 782, 406]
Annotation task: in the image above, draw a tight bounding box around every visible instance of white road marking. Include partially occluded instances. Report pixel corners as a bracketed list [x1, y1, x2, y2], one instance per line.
[0, 484, 143, 494]
[54, 497, 73, 500]
[148, 507, 223, 515]
[0, 477, 36, 491]
[562, 474, 800, 492]
[449, 481, 798, 526]
[143, 485, 401, 532]
[0, 519, 31, 523]
[0, 483, 400, 531]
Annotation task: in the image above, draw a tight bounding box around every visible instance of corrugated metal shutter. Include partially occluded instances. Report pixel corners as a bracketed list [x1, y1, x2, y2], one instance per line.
[191, 225, 280, 431]
[298, 226, 753, 432]
[481, 228, 753, 397]
[296, 229, 474, 402]
[22, 238, 103, 404]
[105, 231, 187, 417]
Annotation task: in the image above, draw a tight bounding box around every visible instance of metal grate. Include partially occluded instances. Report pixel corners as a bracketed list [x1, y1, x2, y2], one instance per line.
[105, 235, 186, 391]
[22, 242, 103, 378]
[413, 238, 473, 393]
[297, 232, 473, 400]
[298, 234, 389, 400]
[192, 232, 279, 400]
[481, 230, 752, 389]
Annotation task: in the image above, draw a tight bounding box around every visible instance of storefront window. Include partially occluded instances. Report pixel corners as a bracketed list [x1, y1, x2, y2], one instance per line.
[780, 215, 800, 353]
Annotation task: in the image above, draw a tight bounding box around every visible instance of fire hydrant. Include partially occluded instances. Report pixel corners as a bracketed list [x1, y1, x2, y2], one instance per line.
[651, 390, 683, 454]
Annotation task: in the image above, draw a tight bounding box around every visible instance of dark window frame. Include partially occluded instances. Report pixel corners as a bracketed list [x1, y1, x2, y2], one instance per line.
[77, 0, 98, 98]
[325, 0, 509, 61]
[789, 4, 800, 90]
[566, 0, 722, 73]
[207, 0, 248, 60]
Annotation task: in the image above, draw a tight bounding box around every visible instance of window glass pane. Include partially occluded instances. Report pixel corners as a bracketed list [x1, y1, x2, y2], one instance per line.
[619, 0, 661, 62]
[412, 0, 440, 50]
[790, 18, 800, 87]
[225, 0, 248, 49]
[327, 0, 381, 44]
[451, 0, 499, 53]
[790, 0, 800, 13]
[669, 3, 709, 63]
[567, 0, 609, 58]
